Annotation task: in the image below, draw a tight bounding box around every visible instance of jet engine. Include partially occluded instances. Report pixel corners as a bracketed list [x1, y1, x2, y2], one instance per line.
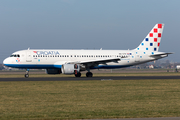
[46, 69, 61, 74]
[61, 64, 80, 74]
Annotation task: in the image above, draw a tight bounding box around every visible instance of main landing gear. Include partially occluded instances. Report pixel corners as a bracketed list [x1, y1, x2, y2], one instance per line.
[75, 72, 81, 77]
[74, 72, 93, 77]
[25, 69, 29, 78]
[86, 68, 93, 77]
[86, 72, 93, 77]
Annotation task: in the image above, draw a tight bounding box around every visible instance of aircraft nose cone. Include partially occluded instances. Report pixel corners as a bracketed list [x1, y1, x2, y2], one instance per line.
[3, 58, 10, 66]
[3, 59, 7, 65]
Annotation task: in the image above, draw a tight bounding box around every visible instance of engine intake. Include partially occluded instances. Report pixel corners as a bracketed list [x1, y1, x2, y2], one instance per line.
[61, 64, 80, 74]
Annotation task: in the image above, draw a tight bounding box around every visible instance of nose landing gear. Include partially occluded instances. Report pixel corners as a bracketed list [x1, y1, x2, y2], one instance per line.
[25, 69, 29, 78]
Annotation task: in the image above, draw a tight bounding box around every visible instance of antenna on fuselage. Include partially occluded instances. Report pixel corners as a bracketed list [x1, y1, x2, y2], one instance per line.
[100, 48, 102, 50]
[28, 48, 30, 50]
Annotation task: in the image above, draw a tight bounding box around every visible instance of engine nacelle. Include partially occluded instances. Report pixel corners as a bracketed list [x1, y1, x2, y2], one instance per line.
[46, 69, 61, 74]
[61, 64, 80, 74]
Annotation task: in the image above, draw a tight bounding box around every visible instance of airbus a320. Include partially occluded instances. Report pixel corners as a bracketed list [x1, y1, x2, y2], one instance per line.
[3, 24, 172, 78]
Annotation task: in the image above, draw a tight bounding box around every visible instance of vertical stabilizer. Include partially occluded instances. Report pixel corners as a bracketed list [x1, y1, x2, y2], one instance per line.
[136, 24, 164, 52]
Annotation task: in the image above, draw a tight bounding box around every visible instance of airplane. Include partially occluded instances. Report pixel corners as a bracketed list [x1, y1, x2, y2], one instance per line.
[3, 24, 173, 78]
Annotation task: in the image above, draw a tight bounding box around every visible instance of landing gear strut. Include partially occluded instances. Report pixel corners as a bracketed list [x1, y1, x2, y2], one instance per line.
[86, 72, 93, 77]
[25, 69, 29, 78]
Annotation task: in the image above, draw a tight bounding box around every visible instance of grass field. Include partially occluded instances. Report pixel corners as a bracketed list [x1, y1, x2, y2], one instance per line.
[0, 79, 180, 119]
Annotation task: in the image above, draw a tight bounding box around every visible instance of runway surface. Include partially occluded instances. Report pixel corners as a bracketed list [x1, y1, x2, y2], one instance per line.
[0, 76, 180, 81]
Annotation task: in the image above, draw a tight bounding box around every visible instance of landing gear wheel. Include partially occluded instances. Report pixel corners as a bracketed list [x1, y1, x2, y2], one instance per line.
[75, 73, 81, 77]
[25, 74, 29, 78]
[86, 72, 93, 77]
[25, 69, 29, 78]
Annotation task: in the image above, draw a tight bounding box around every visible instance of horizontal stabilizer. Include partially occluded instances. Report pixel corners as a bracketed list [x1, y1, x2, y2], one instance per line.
[150, 52, 173, 57]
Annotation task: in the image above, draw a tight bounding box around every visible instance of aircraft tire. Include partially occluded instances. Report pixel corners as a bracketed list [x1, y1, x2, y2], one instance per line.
[75, 73, 81, 77]
[25, 74, 29, 78]
[86, 72, 93, 77]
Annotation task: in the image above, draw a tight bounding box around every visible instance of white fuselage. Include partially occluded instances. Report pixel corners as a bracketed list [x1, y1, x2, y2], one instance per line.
[3, 49, 165, 70]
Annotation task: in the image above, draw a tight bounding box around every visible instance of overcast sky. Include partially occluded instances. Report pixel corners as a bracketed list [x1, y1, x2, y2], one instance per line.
[0, 0, 180, 63]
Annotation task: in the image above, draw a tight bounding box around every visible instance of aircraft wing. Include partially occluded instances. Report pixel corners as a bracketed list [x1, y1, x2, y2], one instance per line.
[73, 58, 121, 68]
[79, 58, 120, 64]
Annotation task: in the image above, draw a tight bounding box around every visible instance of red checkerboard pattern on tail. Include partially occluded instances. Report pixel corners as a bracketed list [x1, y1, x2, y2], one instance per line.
[136, 24, 164, 54]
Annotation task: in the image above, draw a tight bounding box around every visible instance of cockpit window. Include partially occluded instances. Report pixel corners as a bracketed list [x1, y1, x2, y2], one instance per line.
[10, 54, 20, 57]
